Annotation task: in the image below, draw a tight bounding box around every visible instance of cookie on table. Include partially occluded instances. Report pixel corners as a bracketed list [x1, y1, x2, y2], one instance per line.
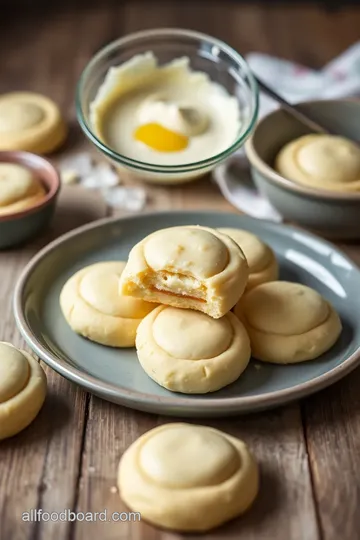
[0, 163, 46, 215]
[119, 225, 249, 319]
[118, 423, 259, 532]
[234, 281, 342, 364]
[60, 261, 156, 347]
[135, 305, 251, 393]
[218, 228, 278, 290]
[0, 342, 47, 440]
[0, 92, 67, 154]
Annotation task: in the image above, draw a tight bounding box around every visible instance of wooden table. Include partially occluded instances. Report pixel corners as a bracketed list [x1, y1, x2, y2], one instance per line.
[1, 3, 360, 539]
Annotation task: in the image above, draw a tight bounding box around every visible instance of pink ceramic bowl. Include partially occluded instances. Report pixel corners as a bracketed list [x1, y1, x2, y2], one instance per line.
[0, 151, 60, 248]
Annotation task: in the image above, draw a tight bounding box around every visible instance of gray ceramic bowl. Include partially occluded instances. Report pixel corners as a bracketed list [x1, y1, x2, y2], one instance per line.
[0, 151, 60, 249]
[245, 100, 360, 239]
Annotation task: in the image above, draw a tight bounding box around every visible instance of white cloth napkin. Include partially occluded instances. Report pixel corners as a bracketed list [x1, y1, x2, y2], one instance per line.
[213, 42, 360, 221]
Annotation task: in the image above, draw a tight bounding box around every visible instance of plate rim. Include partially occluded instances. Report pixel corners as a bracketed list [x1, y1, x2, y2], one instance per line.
[13, 210, 360, 415]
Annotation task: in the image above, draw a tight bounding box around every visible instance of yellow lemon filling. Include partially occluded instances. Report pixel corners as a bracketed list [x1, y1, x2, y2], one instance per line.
[134, 122, 188, 152]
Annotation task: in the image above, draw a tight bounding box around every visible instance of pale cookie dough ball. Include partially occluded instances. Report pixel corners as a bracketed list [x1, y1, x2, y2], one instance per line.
[118, 423, 259, 532]
[136, 306, 251, 393]
[218, 228, 278, 290]
[60, 261, 157, 347]
[120, 225, 249, 319]
[234, 281, 342, 364]
[0, 342, 47, 440]
[275, 134, 360, 192]
[0, 163, 46, 216]
[0, 92, 67, 154]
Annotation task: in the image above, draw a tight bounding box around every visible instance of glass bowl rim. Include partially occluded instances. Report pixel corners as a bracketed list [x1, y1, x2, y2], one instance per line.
[76, 27, 259, 173]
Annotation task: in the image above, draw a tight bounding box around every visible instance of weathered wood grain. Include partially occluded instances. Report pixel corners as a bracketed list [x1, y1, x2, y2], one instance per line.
[0, 188, 106, 540]
[301, 242, 360, 540]
[303, 373, 360, 540]
[73, 400, 320, 540]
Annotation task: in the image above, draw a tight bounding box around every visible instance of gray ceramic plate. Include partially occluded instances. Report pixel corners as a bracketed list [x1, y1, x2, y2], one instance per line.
[13, 211, 360, 417]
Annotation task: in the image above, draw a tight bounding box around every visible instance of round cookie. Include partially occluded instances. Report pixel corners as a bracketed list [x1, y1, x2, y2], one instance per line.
[119, 225, 249, 319]
[118, 423, 259, 532]
[234, 281, 342, 364]
[0, 92, 67, 154]
[136, 305, 251, 393]
[275, 134, 360, 192]
[60, 261, 157, 347]
[0, 342, 47, 440]
[0, 163, 46, 215]
[218, 228, 278, 290]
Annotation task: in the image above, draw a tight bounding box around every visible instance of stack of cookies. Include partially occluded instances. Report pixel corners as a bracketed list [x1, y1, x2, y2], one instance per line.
[60, 224, 342, 394]
[119, 225, 252, 394]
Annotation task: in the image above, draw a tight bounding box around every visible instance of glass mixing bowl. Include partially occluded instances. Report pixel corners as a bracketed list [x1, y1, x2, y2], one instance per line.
[76, 28, 258, 184]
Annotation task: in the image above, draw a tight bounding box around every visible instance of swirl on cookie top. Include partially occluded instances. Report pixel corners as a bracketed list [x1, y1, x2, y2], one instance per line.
[275, 134, 360, 191]
[138, 424, 240, 489]
[79, 262, 154, 319]
[0, 101, 45, 133]
[0, 163, 46, 216]
[0, 342, 47, 440]
[218, 228, 278, 289]
[218, 229, 270, 272]
[243, 281, 329, 335]
[60, 261, 156, 348]
[0, 343, 30, 403]
[235, 281, 342, 364]
[152, 307, 232, 360]
[118, 423, 259, 532]
[144, 227, 229, 279]
[120, 225, 249, 318]
[135, 306, 250, 394]
[0, 92, 67, 154]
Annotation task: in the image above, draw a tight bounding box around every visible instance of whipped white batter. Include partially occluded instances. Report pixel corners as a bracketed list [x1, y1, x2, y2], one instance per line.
[90, 52, 241, 165]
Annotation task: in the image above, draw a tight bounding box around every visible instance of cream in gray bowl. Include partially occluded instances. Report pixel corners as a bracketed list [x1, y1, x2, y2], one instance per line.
[245, 100, 360, 239]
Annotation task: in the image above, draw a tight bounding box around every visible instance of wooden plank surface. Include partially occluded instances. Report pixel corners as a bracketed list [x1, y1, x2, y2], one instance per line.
[0, 189, 107, 540]
[73, 402, 319, 540]
[1, 2, 360, 539]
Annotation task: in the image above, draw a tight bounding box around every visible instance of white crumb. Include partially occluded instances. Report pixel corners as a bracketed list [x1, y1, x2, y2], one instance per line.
[102, 186, 147, 211]
[94, 161, 121, 187]
[80, 174, 104, 189]
[61, 169, 79, 185]
[59, 152, 93, 176]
